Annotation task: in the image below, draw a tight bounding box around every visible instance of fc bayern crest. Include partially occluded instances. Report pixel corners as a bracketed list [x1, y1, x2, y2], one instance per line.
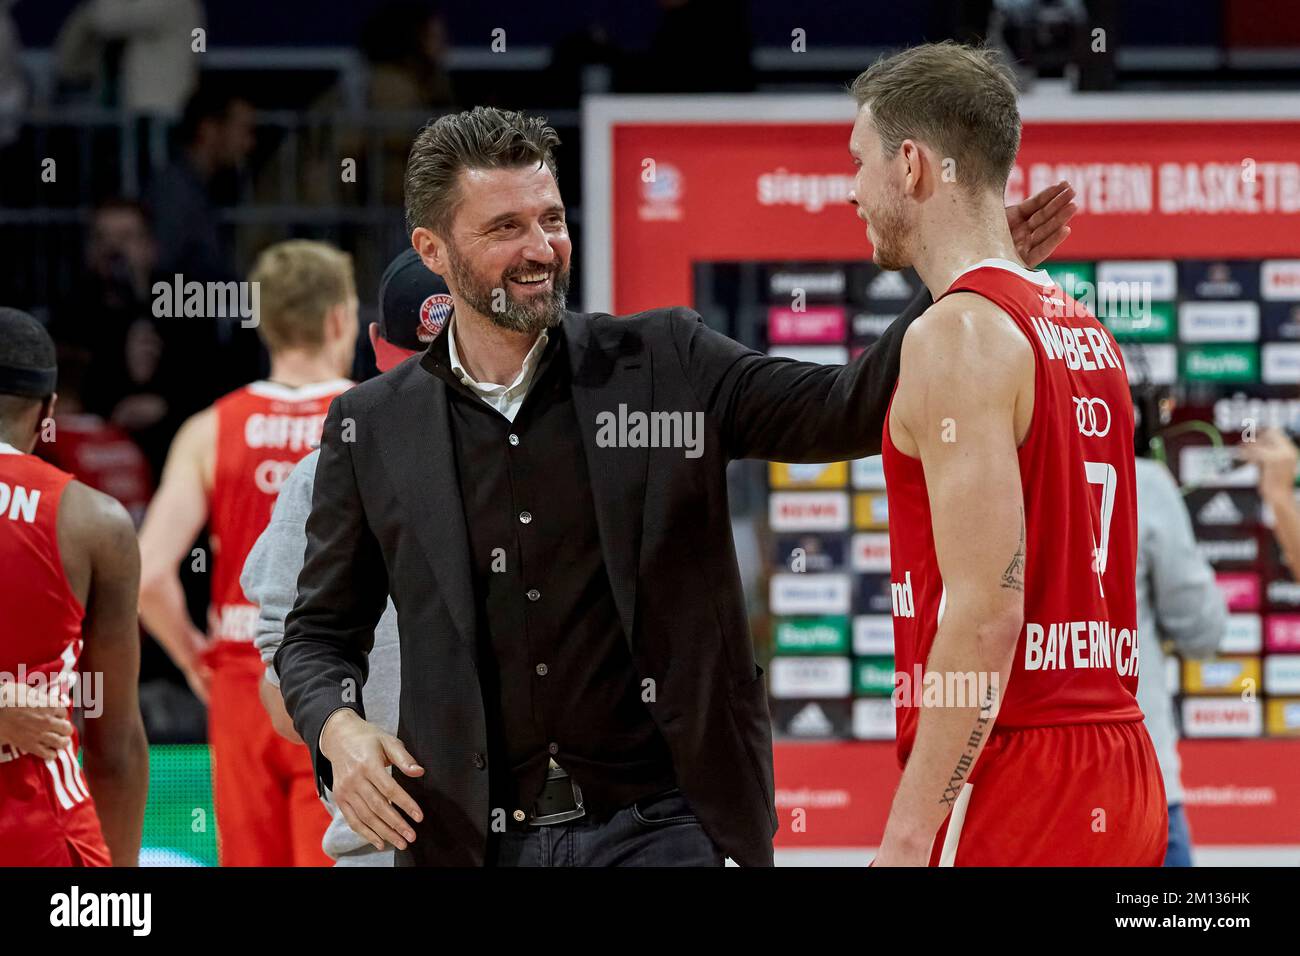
[418, 294, 453, 342]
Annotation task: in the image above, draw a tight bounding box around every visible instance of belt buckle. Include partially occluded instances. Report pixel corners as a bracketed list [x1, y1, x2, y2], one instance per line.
[528, 766, 586, 827]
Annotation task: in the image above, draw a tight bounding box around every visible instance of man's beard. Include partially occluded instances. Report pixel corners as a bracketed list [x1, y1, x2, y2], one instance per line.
[867, 194, 913, 272]
[446, 241, 569, 334]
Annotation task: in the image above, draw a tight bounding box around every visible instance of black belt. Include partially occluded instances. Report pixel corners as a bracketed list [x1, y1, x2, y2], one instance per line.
[526, 764, 585, 826]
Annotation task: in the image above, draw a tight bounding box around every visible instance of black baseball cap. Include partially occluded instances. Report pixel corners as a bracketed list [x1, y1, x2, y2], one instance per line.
[376, 248, 453, 363]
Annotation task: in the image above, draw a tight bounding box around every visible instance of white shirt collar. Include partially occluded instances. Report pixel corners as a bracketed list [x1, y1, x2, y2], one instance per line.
[446, 314, 550, 399]
[0, 441, 22, 455]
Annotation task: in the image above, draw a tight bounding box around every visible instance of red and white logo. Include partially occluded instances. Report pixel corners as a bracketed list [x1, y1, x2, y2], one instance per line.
[418, 294, 453, 342]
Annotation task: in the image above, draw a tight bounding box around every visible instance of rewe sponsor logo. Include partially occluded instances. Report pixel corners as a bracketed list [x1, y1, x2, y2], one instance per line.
[1181, 697, 1262, 737]
[1262, 260, 1300, 301]
[50, 886, 151, 936]
[594, 404, 703, 459]
[769, 492, 850, 531]
[152, 274, 258, 327]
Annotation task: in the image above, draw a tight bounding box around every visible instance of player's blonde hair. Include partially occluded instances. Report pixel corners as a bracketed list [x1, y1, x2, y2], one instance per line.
[850, 41, 1021, 193]
[248, 240, 355, 352]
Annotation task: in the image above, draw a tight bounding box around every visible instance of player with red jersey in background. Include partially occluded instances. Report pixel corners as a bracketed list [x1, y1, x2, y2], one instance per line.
[848, 43, 1166, 866]
[138, 242, 357, 866]
[0, 308, 149, 866]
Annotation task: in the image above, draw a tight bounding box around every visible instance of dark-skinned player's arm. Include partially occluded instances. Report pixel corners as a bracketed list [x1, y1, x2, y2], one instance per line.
[138, 408, 215, 703]
[73, 481, 150, 866]
[670, 182, 1075, 464]
[873, 293, 1032, 867]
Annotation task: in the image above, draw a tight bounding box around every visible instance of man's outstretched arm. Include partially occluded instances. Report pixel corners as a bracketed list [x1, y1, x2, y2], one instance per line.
[671, 183, 1075, 464]
[874, 294, 1033, 866]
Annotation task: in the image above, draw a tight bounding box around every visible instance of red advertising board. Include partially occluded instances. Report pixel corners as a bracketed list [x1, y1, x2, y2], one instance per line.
[583, 93, 1300, 314]
[772, 740, 1300, 847]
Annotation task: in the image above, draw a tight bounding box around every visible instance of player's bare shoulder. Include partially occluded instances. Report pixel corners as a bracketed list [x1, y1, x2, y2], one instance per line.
[901, 292, 1034, 385]
[57, 479, 139, 603]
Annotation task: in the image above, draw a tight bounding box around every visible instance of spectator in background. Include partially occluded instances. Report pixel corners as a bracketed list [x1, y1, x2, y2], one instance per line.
[51, 199, 172, 470]
[146, 86, 261, 395]
[55, 0, 205, 117]
[1240, 428, 1300, 579]
[1134, 455, 1228, 866]
[146, 85, 255, 283]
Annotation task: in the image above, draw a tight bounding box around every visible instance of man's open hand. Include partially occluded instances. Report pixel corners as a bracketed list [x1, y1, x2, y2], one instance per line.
[320, 709, 425, 851]
[0, 677, 75, 760]
[1007, 181, 1078, 268]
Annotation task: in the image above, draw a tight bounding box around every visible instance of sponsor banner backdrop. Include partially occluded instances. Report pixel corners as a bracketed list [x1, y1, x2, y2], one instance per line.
[610, 120, 1300, 314]
[771, 740, 1300, 846]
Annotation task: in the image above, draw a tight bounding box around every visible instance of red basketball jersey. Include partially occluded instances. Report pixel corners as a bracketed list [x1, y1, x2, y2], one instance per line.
[206, 379, 350, 664]
[0, 442, 111, 865]
[41, 414, 154, 528]
[883, 259, 1143, 766]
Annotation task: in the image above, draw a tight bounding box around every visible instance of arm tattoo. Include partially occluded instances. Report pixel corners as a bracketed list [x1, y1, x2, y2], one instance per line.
[1001, 506, 1025, 592]
[939, 684, 997, 807]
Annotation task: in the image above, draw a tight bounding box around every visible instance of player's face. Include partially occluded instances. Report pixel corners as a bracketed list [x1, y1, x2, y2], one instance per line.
[848, 107, 913, 271]
[442, 164, 572, 334]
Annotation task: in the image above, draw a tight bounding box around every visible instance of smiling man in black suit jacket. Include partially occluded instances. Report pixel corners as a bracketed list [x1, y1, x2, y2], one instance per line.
[275, 106, 1076, 867]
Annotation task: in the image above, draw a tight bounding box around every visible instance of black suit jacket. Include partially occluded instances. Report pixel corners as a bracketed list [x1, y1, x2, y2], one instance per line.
[277, 291, 930, 866]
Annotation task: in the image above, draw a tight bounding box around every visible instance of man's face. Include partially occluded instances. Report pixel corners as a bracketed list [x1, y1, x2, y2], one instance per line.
[88, 208, 155, 282]
[848, 106, 915, 272]
[217, 100, 257, 169]
[440, 164, 571, 334]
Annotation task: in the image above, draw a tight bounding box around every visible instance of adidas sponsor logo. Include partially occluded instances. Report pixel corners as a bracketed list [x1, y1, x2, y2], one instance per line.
[788, 702, 835, 736]
[1197, 492, 1245, 526]
[866, 270, 914, 300]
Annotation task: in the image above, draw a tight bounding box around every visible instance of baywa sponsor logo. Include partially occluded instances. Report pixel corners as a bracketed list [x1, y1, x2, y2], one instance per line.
[594, 404, 704, 459]
[153, 274, 259, 327]
[50, 886, 151, 936]
[1183, 347, 1256, 378]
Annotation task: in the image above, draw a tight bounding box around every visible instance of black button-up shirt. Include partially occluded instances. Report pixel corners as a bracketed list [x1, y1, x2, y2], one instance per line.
[424, 324, 675, 821]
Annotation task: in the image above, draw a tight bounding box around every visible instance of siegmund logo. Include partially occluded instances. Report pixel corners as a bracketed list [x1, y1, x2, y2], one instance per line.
[595, 404, 704, 459]
[50, 886, 151, 936]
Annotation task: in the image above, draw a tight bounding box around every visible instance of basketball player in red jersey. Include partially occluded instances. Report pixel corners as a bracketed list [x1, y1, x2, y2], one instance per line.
[848, 43, 1166, 866]
[0, 308, 149, 866]
[138, 241, 357, 866]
